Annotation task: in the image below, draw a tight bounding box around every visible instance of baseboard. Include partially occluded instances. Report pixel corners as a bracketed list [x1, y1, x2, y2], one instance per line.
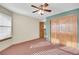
[13, 38, 40, 46]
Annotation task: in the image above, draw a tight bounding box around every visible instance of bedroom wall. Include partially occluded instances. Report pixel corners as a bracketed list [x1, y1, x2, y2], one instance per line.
[0, 6, 40, 51]
[46, 8, 79, 48]
[12, 13, 40, 44]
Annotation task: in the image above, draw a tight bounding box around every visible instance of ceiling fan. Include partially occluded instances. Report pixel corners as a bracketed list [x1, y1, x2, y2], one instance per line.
[31, 3, 52, 15]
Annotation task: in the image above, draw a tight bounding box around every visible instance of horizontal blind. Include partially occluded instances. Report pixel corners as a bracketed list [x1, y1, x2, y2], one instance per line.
[0, 13, 12, 40]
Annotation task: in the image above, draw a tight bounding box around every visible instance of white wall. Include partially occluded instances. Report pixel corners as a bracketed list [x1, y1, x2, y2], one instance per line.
[12, 13, 40, 44]
[0, 12, 40, 51]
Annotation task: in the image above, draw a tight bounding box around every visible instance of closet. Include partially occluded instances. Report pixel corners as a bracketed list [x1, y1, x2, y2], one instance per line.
[51, 16, 77, 48]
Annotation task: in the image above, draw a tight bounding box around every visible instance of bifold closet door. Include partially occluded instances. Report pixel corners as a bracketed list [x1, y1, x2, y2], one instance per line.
[70, 16, 77, 48]
[51, 19, 61, 45]
[51, 16, 77, 48]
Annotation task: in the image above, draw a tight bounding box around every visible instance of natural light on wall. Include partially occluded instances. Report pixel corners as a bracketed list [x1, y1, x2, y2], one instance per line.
[0, 13, 12, 41]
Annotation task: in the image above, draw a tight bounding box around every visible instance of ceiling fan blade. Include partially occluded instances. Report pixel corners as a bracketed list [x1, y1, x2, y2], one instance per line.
[44, 9, 52, 12]
[31, 5, 40, 9]
[31, 4, 52, 14]
[32, 10, 39, 13]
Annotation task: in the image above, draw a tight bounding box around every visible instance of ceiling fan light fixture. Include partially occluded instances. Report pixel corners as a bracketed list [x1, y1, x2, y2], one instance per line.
[43, 7, 48, 10]
[38, 10, 44, 15]
[31, 3, 52, 15]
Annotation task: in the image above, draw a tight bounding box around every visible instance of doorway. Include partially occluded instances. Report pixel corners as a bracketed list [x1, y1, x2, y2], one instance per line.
[39, 22, 45, 39]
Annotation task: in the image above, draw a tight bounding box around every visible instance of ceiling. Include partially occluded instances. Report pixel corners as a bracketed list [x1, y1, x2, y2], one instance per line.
[0, 3, 79, 20]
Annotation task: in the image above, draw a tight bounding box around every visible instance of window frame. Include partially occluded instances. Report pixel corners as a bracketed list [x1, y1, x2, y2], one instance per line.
[0, 12, 12, 41]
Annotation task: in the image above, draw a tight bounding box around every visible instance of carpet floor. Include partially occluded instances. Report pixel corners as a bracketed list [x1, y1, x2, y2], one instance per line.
[0, 39, 79, 55]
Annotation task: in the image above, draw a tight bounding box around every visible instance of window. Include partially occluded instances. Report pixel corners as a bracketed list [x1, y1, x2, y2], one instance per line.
[0, 13, 12, 41]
